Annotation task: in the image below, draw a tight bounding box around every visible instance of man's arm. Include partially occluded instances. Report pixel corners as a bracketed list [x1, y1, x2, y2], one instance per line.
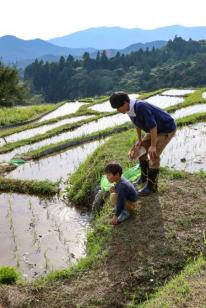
[148, 126, 157, 159]
[136, 127, 142, 143]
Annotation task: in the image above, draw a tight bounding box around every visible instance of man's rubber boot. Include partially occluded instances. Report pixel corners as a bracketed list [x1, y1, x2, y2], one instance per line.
[135, 160, 149, 185]
[138, 168, 159, 196]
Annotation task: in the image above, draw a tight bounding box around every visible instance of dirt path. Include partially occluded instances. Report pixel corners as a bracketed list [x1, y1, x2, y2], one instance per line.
[0, 172, 206, 307]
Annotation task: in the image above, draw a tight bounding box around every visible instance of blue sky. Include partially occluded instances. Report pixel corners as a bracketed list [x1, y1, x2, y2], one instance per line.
[1, 0, 206, 39]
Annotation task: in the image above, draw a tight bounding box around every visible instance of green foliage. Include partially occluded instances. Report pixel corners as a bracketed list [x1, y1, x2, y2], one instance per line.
[0, 63, 26, 107]
[24, 37, 206, 102]
[0, 266, 20, 284]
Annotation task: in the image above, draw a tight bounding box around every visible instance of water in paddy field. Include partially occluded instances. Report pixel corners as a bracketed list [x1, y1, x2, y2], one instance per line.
[38, 102, 85, 122]
[202, 92, 206, 99]
[0, 193, 90, 279]
[89, 94, 140, 112]
[1, 138, 108, 279]
[2, 115, 94, 144]
[161, 123, 206, 172]
[7, 139, 107, 184]
[0, 138, 6, 147]
[161, 89, 195, 96]
[171, 104, 206, 120]
[146, 95, 184, 109]
[0, 114, 129, 162]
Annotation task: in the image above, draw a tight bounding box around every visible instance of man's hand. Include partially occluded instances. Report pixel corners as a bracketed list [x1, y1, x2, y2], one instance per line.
[128, 141, 142, 160]
[112, 215, 119, 225]
[148, 145, 157, 159]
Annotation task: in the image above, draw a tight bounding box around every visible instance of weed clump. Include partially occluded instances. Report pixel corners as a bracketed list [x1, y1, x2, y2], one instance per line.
[0, 266, 20, 284]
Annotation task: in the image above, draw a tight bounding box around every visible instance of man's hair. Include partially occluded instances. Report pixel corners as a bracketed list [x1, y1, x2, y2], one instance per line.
[109, 92, 129, 108]
[104, 162, 123, 176]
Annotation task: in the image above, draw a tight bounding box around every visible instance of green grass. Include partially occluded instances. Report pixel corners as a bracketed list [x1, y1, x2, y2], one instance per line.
[0, 108, 99, 138]
[0, 125, 205, 308]
[67, 129, 135, 205]
[135, 255, 206, 308]
[0, 177, 59, 196]
[25, 122, 133, 159]
[176, 111, 206, 126]
[166, 87, 206, 113]
[139, 89, 167, 99]
[0, 266, 20, 284]
[0, 115, 101, 155]
[0, 104, 58, 127]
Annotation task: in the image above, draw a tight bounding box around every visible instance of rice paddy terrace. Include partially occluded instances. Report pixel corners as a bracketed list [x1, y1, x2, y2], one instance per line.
[0, 89, 206, 289]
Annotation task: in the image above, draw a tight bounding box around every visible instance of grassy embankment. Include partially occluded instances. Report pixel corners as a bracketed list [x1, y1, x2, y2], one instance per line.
[1, 91, 206, 197]
[0, 96, 109, 137]
[0, 114, 111, 156]
[1, 88, 205, 157]
[0, 128, 205, 307]
[18, 109, 206, 161]
[0, 177, 59, 196]
[137, 254, 206, 308]
[0, 104, 59, 128]
[166, 87, 206, 113]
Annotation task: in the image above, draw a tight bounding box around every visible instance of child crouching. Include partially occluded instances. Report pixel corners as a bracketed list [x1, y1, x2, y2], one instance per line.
[104, 162, 139, 225]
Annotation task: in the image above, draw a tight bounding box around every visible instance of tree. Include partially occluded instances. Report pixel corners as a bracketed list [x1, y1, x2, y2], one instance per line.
[0, 63, 26, 107]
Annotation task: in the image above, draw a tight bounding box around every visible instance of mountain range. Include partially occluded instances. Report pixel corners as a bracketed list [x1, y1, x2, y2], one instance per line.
[48, 25, 206, 49]
[1, 25, 206, 68]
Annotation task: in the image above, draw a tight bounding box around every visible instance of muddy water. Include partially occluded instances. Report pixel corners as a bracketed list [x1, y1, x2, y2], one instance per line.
[3, 115, 93, 144]
[0, 114, 129, 162]
[146, 95, 184, 109]
[0, 193, 89, 279]
[161, 123, 206, 172]
[162, 89, 195, 96]
[7, 139, 107, 183]
[89, 94, 140, 112]
[38, 102, 85, 122]
[171, 104, 206, 119]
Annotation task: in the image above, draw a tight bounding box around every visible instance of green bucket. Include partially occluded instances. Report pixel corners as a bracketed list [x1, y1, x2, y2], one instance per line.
[100, 164, 140, 191]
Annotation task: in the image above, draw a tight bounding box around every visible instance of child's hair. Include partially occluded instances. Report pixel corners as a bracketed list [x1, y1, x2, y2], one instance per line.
[104, 162, 123, 176]
[109, 92, 129, 108]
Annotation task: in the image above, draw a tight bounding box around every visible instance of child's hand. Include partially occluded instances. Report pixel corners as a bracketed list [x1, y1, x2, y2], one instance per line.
[112, 215, 119, 225]
[110, 186, 115, 193]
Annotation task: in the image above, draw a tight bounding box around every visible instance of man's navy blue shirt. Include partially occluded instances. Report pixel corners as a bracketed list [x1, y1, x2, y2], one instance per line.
[115, 177, 138, 217]
[129, 100, 176, 134]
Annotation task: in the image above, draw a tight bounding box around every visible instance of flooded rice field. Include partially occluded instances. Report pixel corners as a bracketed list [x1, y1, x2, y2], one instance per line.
[171, 104, 206, 119]
[89, 100, 114, 112]
[0, 193, 90, 279]
[202, 92, 206, 99]
[1, 139, 107, 279]
[1, 91, 206, 281]
[7, 139, 106, 184]
[146, 95, 184, 109]
[38, 102, 85, 122]
[161, 122, 206, 172]
[162, 89, 195, 96]
[0, 114, 129, 162]
[89, 94, 139, 112]
[0, 138, 6, 147]
[2, 115, 94, 144]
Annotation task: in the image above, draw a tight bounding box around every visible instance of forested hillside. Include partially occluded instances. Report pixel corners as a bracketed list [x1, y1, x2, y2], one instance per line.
[24, 37, 206, 102]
